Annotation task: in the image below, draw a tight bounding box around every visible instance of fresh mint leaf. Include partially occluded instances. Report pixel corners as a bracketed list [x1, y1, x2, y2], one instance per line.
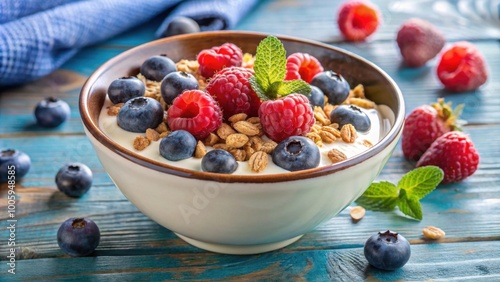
[276, 79, 312, 96]
[397, 166, 443, 200]
[249, 76, 268, 101]
[252, 35, 287, 93]
[397, 189, 423, 220]
[356, 166, 442, 221]
[355, 181, 399, 211]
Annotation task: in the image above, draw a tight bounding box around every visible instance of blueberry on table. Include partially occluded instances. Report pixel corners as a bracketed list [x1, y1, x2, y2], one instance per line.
[330, 104, 371, 132]
[364, 230, 411, 270]
[310, 70, 350, 105]
[55, 163, 93, 197]
[57, 218, 100, 257]
[0, 149, 31, 182]
[34, 97, 71, 128]
[140, 54, 177, 81]
[117, 97, 164, 133]
[307, 85, 325, 108]
[161, 16, 200, 37]
[272, 136, 320, 171]
[107, 76, 145, 104]
[160, 71, 199, 104]
[159, 130, 197, 161]
[201, 149, 238, 174]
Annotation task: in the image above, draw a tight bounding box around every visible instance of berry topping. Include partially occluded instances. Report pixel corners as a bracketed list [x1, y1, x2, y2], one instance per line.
[402, 98, 463, 161]
[330, 104, 371, 132]
[159, 130, 197, 161]
[206, 67, 261, 120]
[437, 41, 488, 92]
[272, 136, 320, 171]
[197, 43, 243, 78]
[159, 16, 200, 37]
[160, 71, 199, 104]
[201, 149, 238, 174]
[308, 85, 325, 108]
[167, 90, 223, 139]
[310, 70, 350, 105]
[57, 218, 100, 257]
[337, 0, 381, 42]
[364, 230, 411, 270]
[285, 52, 324, 83]
[396, 18, 446, 68]
[117, 97, 164, 133]
[107, 76, 145, 104]
[416, 131, 479, 183]
[259, 94, 315, 142]
[55, 163, 93, 198]
[0, 149, 31, 182]
[249, 36, 314, 142]
[140, 55, 177, 81]
[34, 97, 71, 128]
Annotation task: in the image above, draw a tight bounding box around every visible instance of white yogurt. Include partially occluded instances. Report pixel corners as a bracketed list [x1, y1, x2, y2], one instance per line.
[99, 97, 394, 175]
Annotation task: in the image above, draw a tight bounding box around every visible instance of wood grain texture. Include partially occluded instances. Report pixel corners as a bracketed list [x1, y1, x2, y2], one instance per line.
[1, 0, 500, 280]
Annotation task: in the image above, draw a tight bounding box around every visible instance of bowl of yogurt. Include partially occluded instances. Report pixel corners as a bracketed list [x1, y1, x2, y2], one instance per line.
[79, 31, 404, 255]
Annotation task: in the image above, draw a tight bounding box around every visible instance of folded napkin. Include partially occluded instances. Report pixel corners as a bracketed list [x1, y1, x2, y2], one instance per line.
[0, 0, 258, 87]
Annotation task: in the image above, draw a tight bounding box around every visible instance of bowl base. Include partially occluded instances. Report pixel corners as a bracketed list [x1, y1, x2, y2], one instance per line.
[174, 233, 303, 255]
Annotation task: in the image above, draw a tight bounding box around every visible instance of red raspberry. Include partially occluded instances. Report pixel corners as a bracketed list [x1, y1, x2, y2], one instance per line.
[396, 18, 446, 68]
[416, 131, 479, 183]
[259, 94, 315, 142]
[285, 53, 324, 83]
[167, 90, 222, 139]
[197, 43, 243, 78]
[437, 41, 488, 92]
[402, 99, 462, 161]
[337, 0, 381, 42]
[205, 67, 261, 120]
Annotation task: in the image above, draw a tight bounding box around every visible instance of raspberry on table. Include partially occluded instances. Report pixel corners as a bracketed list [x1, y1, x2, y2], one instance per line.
[396, 18, 446, 68]
[206, 66, 261, 120]
[285, 53, 324, 83]
[167, 89, 223, 140]
[437, 41, 488, 92]
[337, 0, 381, 42]
[197, 43, 243, 78]
[416, 131, 479, 183]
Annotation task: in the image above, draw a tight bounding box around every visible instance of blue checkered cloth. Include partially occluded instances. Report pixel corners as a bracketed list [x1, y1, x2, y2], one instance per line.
[0, 0, 258, 87]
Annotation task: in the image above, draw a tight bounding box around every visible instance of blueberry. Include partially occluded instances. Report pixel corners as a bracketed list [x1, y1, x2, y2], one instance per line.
[272, 136, 320, 171]
[160, 71, 199, 104]
[160, 16, 200, 37]
[364, 230, 411, 270]
[308, 85, 325, 108]
[34, 97, 71, 128]
[310, 71, 350, 105]
[201, 149, 238, 174]
[140, 55, 177, 81]
[117, 97, 164, 133]
[0, 149, 31, 183]
[57, 217, 100, 257]
[159, 130, 196, 161]
[107, 76, 145, 104]
[55, 163, 93, 197]
[330, 105, 371, 132]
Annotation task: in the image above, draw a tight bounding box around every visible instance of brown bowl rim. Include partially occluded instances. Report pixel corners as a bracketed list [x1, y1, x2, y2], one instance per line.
[80, 30, 404, 183]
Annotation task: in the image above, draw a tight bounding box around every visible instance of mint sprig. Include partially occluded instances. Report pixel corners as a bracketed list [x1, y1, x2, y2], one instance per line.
[355, 166, 444, 220]
[250, 35, 311, 100]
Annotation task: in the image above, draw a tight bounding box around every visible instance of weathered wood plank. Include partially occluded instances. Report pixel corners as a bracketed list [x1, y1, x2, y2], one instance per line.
[1, 241, 499, 281]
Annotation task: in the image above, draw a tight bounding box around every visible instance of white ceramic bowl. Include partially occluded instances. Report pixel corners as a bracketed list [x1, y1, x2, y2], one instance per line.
[80, 31, 404, 255]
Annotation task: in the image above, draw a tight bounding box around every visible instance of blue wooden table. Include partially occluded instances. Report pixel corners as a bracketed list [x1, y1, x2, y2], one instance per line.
[1, 0, 500, 280]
